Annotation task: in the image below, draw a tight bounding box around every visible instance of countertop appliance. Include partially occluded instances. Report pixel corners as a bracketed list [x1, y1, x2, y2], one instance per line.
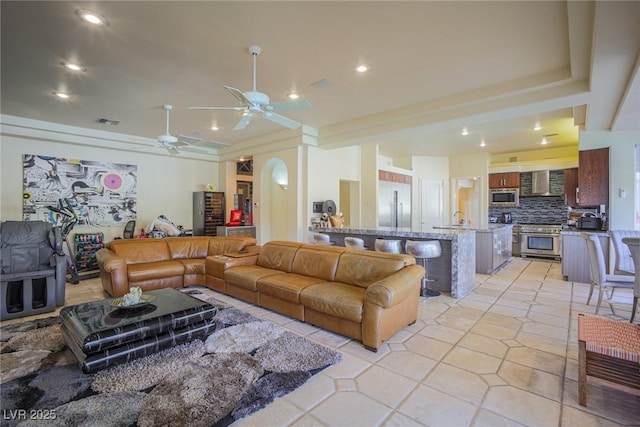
[576, 213, 603, 230]
[519, 223, 562, 260]
[490, 188, 519, 207]
[501, 213, 513, 224]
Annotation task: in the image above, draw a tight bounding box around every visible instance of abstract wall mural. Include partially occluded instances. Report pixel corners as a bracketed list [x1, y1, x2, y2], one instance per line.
[23, 154, 137, 227]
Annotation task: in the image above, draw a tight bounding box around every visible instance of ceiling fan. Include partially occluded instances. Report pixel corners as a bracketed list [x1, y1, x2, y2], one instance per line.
[189, 45, 312, 130]
[156, 104, 202, 154]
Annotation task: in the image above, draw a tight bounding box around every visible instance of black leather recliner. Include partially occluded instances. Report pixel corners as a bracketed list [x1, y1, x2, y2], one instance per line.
[1, 221, 67, 320]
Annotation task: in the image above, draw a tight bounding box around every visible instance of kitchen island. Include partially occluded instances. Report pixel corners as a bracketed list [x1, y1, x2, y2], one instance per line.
[310, 226, 476, 298]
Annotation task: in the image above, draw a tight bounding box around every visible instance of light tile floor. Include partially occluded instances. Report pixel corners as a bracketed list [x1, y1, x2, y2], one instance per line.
[2, 257, 639, 426]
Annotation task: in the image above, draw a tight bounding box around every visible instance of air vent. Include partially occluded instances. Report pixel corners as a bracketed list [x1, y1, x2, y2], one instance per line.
[96, 118, 120, 125]
[310, 79, 332, 89]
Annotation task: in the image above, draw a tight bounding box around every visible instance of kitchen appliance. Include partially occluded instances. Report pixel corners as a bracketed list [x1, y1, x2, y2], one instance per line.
[379, 181, 411, 230]
[520, 223, 562, 260]
[489, 188, 519, 207]
[531, 170, 550, 195]
[501, 213, 513, 224]
[576, 213, 603, 230]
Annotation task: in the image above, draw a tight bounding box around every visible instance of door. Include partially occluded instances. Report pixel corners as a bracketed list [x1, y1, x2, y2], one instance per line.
[420, 179, 444, 231]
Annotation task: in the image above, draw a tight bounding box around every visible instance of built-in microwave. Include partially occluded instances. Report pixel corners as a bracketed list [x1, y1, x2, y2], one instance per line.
[489, 188, 519, 207]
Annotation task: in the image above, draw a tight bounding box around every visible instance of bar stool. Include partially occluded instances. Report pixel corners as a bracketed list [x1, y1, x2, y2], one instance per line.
[374, 238, 402, 254]
[312, 233, 333, 245]
[344, 237, 366, 250]
[406, 240, 442, 297]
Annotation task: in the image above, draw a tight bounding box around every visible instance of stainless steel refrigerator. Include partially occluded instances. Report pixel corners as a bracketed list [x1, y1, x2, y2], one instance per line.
[379, 181, 411, 230]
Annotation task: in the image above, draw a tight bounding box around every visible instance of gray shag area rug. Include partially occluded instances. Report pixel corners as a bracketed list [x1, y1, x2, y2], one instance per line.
[0, 288, 342, 427]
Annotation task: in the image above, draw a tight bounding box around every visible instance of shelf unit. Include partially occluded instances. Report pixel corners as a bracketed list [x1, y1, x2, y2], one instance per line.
[193, 192, 225, 236]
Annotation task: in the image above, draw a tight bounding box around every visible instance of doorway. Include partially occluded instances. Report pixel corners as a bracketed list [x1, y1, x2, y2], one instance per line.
[452, 176, 482, 227]
[339, 180, 361, 228]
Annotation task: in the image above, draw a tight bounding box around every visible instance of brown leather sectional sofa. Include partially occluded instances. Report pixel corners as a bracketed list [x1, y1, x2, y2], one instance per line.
[97, 237, 424, 351]
[209, 241, 425, 351]
[96, 236, 257, 297]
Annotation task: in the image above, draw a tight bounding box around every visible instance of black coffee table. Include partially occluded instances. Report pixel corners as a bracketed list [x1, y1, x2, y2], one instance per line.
[60, 288, 217, 373]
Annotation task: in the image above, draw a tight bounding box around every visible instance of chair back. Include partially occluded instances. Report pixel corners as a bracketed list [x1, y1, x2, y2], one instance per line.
[123, 220, 136, 239]
[344, 237, 365, 250]
[580, 233, 607, 286]
[609, 229, 640, 275]
[1, 221, 61, 274]
[312, 233, 331, 245]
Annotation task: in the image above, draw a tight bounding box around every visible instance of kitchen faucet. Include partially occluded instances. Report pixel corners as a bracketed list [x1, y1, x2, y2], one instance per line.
[453, 211, 466, 225]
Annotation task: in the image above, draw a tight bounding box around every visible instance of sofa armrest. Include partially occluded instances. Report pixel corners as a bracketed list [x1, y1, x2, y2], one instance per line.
[365, 265, 425, 308]
[96, 248, 129, 296]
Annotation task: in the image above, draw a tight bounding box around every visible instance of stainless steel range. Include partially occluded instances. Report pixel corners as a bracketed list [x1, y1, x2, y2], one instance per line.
[519, 223, 562, 260]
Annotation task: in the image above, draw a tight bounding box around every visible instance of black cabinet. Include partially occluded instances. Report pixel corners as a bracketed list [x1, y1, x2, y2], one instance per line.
[193, 192, 225, 236]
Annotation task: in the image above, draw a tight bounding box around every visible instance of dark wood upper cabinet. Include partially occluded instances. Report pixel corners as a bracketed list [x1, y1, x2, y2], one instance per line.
[488, 172, 520, 188]
[578, 147, 609, 206]
[563, 168, 578, 206]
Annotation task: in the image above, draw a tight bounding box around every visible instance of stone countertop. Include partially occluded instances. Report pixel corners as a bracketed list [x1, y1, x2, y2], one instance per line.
[561, 228, 608, 236]
[311, 225, 512, 236]
[310, 226, 476, 299]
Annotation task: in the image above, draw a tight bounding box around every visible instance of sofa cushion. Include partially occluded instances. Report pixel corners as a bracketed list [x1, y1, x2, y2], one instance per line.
[127, 260, 184, 282]
[208, 236, 256, 255]
[300, 282, 366, 322]
[257, 273, 326, 303]
[256, 241, 303, 272]
[108, 239, 171, 264]
[166, 237, 210, 260]
[178, 259, 205, 276]
[335, 251, 414, 288]
[225, 265, 282, 291]
[291, 244, 346, 281]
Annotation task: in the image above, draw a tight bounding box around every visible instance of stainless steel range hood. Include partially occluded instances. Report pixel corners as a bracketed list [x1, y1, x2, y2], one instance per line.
[531, 170, 550, 195]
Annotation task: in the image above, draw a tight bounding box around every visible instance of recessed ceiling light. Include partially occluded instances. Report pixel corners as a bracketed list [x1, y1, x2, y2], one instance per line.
[480, 140, 486, 147]
[541, 137, 548, 145]
[287, 92, 300, 100]
[534, 123, 542, 131]
[355, 65, 370, 73]
[61, 61, 86, 72]
[53, 91, 71, 99]
[76, 9, 108, 26]
[210, 125, 219, 131]
[461, 127, 469, 136]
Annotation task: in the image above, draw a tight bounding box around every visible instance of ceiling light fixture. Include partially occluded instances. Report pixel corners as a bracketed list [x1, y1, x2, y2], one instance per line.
[355, 65, 370, 73]
[541, 137, 548, 145]
[61, 61, 86, 72]
[534, 123, 542, 131]
[480, 140, 486, 147]
[461, 127, 469, 136]
[53, 91, 71, 99]
[76, 9, 108, 26]
[210, 125, 219, 131]
[287, 92, 299, 100]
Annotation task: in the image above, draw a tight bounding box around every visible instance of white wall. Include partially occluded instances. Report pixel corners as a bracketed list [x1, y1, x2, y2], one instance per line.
[412, 156, 450, 229]
[580, 129, 640, 229]
[1, 120, 219, 243]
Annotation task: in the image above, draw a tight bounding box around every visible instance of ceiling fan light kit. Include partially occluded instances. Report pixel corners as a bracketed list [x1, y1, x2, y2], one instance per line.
[189, 45, 312, 130]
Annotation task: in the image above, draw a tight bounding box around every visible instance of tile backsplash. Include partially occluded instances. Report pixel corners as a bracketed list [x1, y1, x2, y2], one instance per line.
[490, 170, 567, 224]
[490, 196, 567, 224]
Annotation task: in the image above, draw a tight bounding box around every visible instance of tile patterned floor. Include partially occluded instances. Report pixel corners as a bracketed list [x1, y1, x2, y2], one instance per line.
[2, 257, 639, 426]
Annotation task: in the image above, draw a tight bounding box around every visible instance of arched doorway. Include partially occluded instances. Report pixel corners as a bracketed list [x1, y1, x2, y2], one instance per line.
[259, 157, 289, 242]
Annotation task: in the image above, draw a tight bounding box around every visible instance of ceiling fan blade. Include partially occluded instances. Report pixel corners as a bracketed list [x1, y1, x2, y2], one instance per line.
[234, 113, 254, 130]
[177, 135, 201, 145]
[224, 86, 252, 105]
[189, 106, 245, 111]
[165, 145, 179, 155]
[262, 111, 301, 129]
[266, 99, 312, 112]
